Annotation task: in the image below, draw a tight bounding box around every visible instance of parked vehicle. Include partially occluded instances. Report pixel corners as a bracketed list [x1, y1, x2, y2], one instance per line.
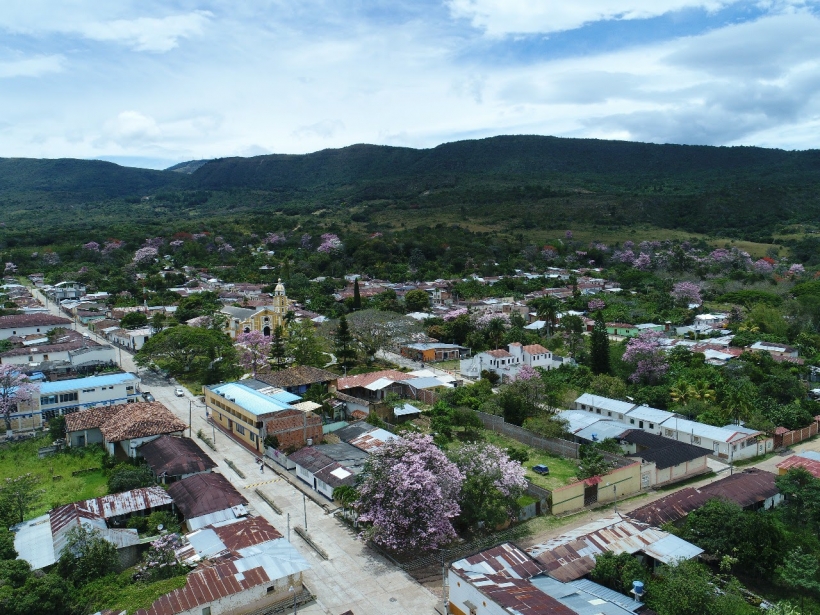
[142, 392, 155, 402]
[532, 464, 550, 475]
[174, 387, 185, 397]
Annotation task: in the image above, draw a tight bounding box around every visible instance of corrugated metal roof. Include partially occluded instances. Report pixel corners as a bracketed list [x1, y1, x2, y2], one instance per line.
[168, 473, 247, 520]
[575, 394, 636, 414]
[557, 410, 608, 434]
[576, 421, 632, 442]
[12, 514, 55, 570]
[349, 428, 399, 452]
[84, 486, 174, 518]
[531, 575, 636, 615]
[187, 508, 241, 531]
[625, 405, 675, 423]
[453, 542, 544, 580]
[643, 533, 703, 564]
[40, 372, 138, 393]
[394, 403, 421, 416]
[400, 376, 452, 389]
[209, 382, 292, 416]
[660, 416, 755, 443]
[567, 579, 644, 612]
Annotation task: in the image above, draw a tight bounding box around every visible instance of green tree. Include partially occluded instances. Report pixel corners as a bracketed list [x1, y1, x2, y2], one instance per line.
[533, 296, 560, 337]
[107, 464, 154, 494]
[268, 325, 287, 371]
[590, 551, 649, 594]
[150, 311, 167, 333]
[120, 311, 148, 329]
[776, 467, 820, 530]
[0, 473, 44, 526]
[2, 571, 74, 615]
[48, 414, 66, 441]
[589, 310, 610, 374]
[352, 279, 362, 310]
[0, 527, 17, 560]
[646, 559, 715, 615]
[404, 289, 430, 313]
[57, 525, 120, 587]
[576, 446, 613, 480]
[286, 319, 326, 367]
[135, 326, 238, 381]
[334, 314, 356, 370]
[777, 547, 820, 614]
[174, 291, 222, 323]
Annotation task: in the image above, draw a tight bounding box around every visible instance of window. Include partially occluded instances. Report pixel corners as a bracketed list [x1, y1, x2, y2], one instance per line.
[692, 436, 702, 445]
[40, 395, 58, 405]
[596, 409, 601, 414]
[649, 423, 654, 429]
[43, 354, 48, 360]
[665, 429, 674, 437]
[59, 392, 78, 403]
[202, 608, 211, 615]
[250, 432, 256, 442]
[629, 418, 635, 424]
[639, 421, 644, 429]
[236, 424, 245, 435]
[82, 388, 96, 393]
[266, 586, 275, 593]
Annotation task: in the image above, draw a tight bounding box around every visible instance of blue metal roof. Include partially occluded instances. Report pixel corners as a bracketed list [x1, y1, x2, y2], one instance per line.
[210, 382, 293, 416]
[266, 390, 301, 404]
[40, 372, 138, 393]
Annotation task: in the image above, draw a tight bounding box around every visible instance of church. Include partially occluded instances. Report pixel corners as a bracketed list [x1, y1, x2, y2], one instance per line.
[221, 279, 290, 339]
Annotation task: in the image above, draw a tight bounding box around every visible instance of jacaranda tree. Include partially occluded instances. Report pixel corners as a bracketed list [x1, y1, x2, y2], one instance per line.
[448, 443, 527, 531]
[356, 433, 463, 552]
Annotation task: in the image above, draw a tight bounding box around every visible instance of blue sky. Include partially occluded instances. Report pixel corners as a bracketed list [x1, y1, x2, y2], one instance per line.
[1, 0, 819, 168]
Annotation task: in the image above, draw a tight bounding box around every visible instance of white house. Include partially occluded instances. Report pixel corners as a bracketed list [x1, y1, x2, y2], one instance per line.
[574, 394, 676, 435]
[0, 313, 72, 340]
[659, 416, 771, 460]
[38, 372, 141, 422]
[460, 342, 574, 381]
[108, 327, 153, 351]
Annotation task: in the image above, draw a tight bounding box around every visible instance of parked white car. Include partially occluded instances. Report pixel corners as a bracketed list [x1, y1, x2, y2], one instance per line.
[174, 387, 185, 397]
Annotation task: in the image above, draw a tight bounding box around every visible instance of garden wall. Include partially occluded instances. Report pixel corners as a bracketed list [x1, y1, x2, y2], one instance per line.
[475, 411, 580, 459]
[774, 421, 819, 448]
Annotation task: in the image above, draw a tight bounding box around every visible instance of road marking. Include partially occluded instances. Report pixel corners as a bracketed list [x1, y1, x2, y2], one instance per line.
[244, 478, 281, 488]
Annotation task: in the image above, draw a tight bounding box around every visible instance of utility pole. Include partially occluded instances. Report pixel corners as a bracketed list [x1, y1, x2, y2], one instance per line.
[303, 494, 308, 532]
[189, 399, 193, 438]
[287, 513, 290, 542]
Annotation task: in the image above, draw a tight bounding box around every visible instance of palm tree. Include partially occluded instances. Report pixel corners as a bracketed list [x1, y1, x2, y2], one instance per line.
[534, 297, 560, 337]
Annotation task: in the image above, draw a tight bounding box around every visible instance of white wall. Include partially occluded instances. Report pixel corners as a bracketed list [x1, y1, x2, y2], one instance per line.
[448, 570, 507, 615]
[0, 324, 68, 340]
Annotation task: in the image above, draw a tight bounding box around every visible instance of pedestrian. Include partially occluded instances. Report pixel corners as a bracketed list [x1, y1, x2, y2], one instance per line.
[260, 463, 265, 473]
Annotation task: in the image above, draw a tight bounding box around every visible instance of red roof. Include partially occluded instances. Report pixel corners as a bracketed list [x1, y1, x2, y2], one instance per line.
[337, 370, 414, 391]
[777, 455, 820, 478]
[486, 349, 513, 358]
[522, 344, 549, 355]
[212, 516, 282, 552]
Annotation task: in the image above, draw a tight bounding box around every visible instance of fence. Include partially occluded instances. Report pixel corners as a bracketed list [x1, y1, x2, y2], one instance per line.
[521, 481, 552, 519]
[475, 411, 580, 459]
[775, 421, 819, 448]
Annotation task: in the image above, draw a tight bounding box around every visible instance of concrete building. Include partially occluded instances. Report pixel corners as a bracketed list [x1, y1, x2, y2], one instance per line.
[461, 342, 574, 381]
[659, 416, 770, 460]
[204, 380, 322, 453]
[38, 372, 141, 422]
[0, 313, 72, 340]
[222, 279, 290, 339]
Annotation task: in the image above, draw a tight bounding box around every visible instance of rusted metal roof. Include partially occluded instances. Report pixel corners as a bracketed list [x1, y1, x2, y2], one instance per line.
[777, 455, 820, 478]
[627, 487, 711, 526]
[212, 516, 282, 552]
[451, 568, 576, 615]
[84, 486, 173, 519]
[168, 473, 247, 520]
[527, 515, 702, 582]
[133, 560, 271, 615]
[139, 435, 217, 478]
[453, 542, 544, 580]
[699, 468, 779, 507]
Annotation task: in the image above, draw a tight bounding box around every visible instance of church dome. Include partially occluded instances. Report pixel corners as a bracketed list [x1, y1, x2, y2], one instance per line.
[274, 278, 286, 295]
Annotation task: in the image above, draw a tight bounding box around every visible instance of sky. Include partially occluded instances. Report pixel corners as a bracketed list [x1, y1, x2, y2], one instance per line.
[1, 0, 819, 169]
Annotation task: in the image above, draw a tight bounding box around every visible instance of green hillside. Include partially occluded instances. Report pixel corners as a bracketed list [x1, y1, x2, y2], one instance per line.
[0, 135, 818, 245]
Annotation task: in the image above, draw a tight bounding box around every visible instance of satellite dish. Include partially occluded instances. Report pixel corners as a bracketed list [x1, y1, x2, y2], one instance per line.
[157, 524, 164, 531]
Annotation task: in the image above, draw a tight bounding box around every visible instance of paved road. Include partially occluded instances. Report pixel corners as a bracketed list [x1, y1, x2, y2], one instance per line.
[29, 289, 439, 614]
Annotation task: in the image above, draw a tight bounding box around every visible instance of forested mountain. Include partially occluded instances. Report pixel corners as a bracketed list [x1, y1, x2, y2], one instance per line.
[1, 135, 818, 245]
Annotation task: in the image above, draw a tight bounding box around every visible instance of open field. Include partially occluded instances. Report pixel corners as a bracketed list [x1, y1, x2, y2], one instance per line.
[0, 436, 109, 519]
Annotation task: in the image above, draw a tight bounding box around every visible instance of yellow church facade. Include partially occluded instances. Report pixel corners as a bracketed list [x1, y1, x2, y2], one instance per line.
[222, 280, 291, 339]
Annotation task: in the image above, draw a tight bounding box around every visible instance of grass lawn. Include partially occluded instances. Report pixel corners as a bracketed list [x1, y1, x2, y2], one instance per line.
[77, 569, 188, 613]
[481, 430, 579, 491]
[433, 359, 461, 371]
[0, 436, 109, 519]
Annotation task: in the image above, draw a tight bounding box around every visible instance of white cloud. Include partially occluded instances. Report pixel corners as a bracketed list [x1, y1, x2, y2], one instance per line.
[447, 0, 737, 36]
[0, 54, 64, 78]
[291, 119, 346, 139]
[77, 11, 212, 52]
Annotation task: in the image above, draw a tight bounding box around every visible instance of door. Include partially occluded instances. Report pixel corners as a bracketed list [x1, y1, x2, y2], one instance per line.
[584, 483, 598, 506]
[228, 419, 233, 433]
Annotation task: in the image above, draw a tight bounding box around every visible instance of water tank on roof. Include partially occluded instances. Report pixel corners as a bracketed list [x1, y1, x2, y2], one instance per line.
[632, 580, 645, 600]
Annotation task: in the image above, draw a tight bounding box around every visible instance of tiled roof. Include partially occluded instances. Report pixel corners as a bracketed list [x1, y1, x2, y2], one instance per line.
[139, 436, 217, 477]
[65, 406, 122, 432]
[486, 349, 513, 358]
[254, 366, 338, 388]
[522, 344, 549, 355]
[168, 473, 247, 519]
[99, 402, 187, 442]
[337, 370, 414, 391]
[0, 313, 71, 329]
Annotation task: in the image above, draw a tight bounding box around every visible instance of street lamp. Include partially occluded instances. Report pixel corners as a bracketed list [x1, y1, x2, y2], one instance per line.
[288, 585, 297, 614]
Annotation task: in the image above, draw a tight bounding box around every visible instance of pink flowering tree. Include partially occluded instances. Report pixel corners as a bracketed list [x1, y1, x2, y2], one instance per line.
[516, 364, 537, 381]
[266, 232, 286, 245]
[82, 241, 100, 252]
[753, 259, 775, 274]
[42, 252, 60, 266]
[102, 240, 124, 255]
[623, 330, 668, 384]
[142, 236, 165, 249]
[132, 246, 158, 265]
[170, 239, 184, 250]
[788, 263, 805, 277]
[448, 443, 527, 531]
[633, 252, 652, 270]
[0, 365, 36, 431]
[671, 281, 702, 307]
[300, 233, 312, 249]
[133, 533, 187, 582]
[588, 299, 606, 312]
[443, 308, 468, 321]
[235, 331, 272, 377]
[317, 233, 342, 253]
[356, 433, 463, 552]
